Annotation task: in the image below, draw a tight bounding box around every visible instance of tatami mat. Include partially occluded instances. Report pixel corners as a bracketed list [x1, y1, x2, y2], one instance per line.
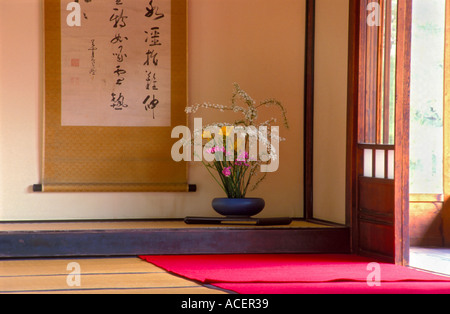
[0, 257, 227, 294]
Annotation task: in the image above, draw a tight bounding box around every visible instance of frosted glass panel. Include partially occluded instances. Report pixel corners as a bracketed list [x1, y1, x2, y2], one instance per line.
[388, 150, 395, 179]
[364, 149, 373, 177]
[375, 150, 385, 179]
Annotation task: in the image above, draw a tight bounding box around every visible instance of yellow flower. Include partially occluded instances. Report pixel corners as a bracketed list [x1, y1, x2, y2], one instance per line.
[219, 126, 234, 137]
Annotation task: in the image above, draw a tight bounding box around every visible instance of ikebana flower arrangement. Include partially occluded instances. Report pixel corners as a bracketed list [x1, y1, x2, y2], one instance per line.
[185, 83, 289, 203]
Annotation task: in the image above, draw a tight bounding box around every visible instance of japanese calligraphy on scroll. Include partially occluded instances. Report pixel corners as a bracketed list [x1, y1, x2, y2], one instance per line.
[61, 0, 172, 127]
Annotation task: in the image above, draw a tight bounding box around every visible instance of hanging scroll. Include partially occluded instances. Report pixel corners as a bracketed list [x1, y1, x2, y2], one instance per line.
[41, 0, 189, 192]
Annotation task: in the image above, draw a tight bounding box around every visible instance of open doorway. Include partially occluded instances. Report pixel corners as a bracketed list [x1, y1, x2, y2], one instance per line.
[349, 0, 450, 266]
[408, 0, 450, 276]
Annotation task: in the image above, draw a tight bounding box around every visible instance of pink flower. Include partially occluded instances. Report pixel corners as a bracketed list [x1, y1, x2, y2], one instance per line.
[206, 146, 226, 154]
[237, 151, 249, 162]
[222, 167, 232, 177]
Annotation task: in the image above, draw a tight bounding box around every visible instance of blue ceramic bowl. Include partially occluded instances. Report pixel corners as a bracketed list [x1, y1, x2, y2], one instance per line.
[212, 198, 265, 217]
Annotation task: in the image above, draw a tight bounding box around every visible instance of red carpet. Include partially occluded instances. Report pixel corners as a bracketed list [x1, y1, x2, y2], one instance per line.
[139, 254, 450, 294]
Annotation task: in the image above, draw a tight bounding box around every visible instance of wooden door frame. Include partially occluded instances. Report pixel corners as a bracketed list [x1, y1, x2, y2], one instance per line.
[346, 0, 412, 265]
[393, 0, 412, 266]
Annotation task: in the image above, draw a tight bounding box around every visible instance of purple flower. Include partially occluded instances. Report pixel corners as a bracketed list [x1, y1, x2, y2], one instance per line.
[222, 167, 232, 177]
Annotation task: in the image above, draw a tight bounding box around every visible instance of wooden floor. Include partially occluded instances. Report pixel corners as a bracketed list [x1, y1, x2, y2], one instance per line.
[0, 257, 229, 294]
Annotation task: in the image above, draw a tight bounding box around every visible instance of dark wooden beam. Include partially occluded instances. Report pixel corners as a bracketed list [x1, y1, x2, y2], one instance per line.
[0, 224, 350, 258]
[304, 0, 315, 220]
[346, 0, 363, 252]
